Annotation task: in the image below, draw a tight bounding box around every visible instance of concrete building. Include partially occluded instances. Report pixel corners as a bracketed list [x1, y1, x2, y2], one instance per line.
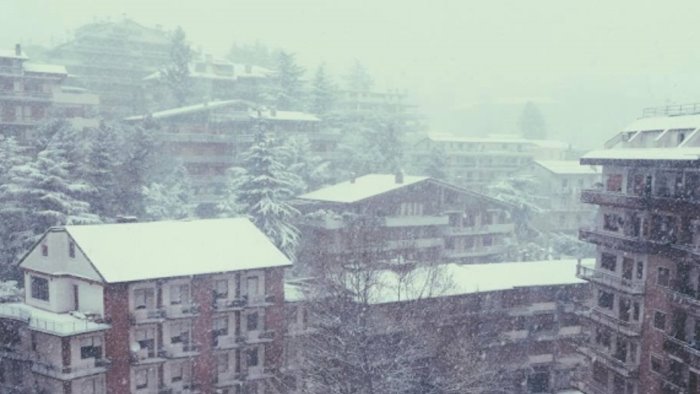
[527, 160, 601, 234]
[284, 259, 592, 393]
[576, 109, 700, 393]
[294, 174, 516, 267]
[336, 89, 413, 114]
[0, 218, 290, 394]
[142, 55, 273, 111]
[0, 45, 99, 140]
[46, 18, 171, 118]
[412, 133, 575, 187]
[125, 100, 333, 209]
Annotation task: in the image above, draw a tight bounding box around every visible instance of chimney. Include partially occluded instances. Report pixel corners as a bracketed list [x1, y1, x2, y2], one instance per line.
[395, 170, 404, 184]
[350, 173, 357, 184]
[14, 44, 21, 56]
[270, 107, 277, 117]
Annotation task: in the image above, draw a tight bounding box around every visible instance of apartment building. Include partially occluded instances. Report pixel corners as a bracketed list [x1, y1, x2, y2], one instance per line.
[0, 218, 290, 394]
[293, 173, 515, 267]
[284, 259, 592, 393]
[412, 133, 574, 187]
[576, 108, 700, 394]
[336, 89, 413, 114]
[527, 160, 601, 234]
[125, 100, 332, 210]
[47, 18, 171, 117]
[0, 45, 99, 140]
[142, 55, 272, 111]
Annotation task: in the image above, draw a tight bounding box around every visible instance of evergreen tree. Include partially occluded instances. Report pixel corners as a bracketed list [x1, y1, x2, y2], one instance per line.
[308, 63, 336, 115]
[84, 123, 122, 218]
[163, 26, 193, 106]
[272, 51, 306, 110]
[519, 101, 547, 140]
[344, 60, 373, 91]
[235, 131, 301, 258]
[143, 165, 194, 221]
[424, 147, 447, 180]
[281, 135, 331, 192]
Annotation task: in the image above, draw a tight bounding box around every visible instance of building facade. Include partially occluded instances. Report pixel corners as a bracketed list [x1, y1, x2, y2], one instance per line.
[576, 109, 700, 394]
[294, 174, 516, 268]
[284, 259, 591, 394]
[0, 218, 290, 394]
[0, 45, 99, 140]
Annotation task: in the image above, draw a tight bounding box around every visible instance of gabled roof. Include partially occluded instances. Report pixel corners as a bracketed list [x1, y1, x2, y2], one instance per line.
[534, 160, 599, 175]
[298, 174, 429, 204]
[124, 99, 254, 121]
[47, 218, 290, 283]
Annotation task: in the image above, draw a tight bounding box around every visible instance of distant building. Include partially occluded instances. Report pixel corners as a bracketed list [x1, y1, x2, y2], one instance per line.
[46, 18, 171, 118]
[576, 108, 700, 393]
[142, 55, 273, 111]
[125, 100, 334, 208]
[0, 44, 99, 140]
[412, 133, 574, 187]
[0, 218, 290, 394]
[336, 89, 414, 114]
[293, 174, 516, 267]
[527, 160, 601, 234]
[284, 259, 591, 393]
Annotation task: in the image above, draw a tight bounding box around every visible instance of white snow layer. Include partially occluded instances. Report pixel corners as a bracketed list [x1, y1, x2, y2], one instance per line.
[298, 174, 429, 203]
[0, 302, 109, 336]
[23, 62, 68, 75]
[583, 147, 700, 161]
[622, 114, 700, 132]
[65, 218, 291, 283]
[535, 160, 600, 175]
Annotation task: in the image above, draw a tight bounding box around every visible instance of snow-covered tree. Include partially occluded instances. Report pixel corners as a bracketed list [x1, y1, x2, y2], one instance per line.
[519, 101, 547, 140]
[344, 60, 374, 92]
[423, 147, 447, 180]
[84, 123, 121, 218]
[228, 41, 277, 69]
[280, 135, 331, 193]
[163, 26, 193, 106]
[271, 51, 306, 110]
[308, 63, 337, 115]
[234, 131, 302, 258]
[143, 165, 194, 221]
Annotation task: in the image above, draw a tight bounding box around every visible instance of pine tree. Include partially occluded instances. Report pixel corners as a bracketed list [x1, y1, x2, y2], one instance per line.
[164, 26, 193, 106]
[235, 131, 301, 258]
[281, 135, 331, 192]
[424, 147, 447, 180]
[308, 64, 336, 115]
[519, 101, 547, 140]
[84, 123, 122, 218]
[272, 51, 306, 110]
[344, 60, 373, 92]
[143, 165, 194, 221]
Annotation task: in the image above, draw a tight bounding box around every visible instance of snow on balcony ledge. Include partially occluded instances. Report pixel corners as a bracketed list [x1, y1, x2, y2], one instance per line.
[0, 302, 110, 337]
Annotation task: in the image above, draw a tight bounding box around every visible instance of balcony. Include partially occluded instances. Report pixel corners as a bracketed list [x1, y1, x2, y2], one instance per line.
[444, 245, 507, 259]
[579, 227, 678, 257]
[131, 348, 166, 365]
[213, 297, 247, 311]
[576, 264, 645, 295]
[385, 237, 444, 250]
[443, 223, 515, 236]
[31, 358, 110, 380]
[663, 334, 700, 370]
[214, 334, 246, 349]
[131, 308, 166, 324]
[247, 330, 275, 344]
[383, 215, 449, 227]
[578, 346, 639, 378]
[576, 306, 641, 337]
[581, 188, 700, 214]
[0, 303, 110, 336]
[161, 344, 199, 359]
[247, 294, 276, 307]
[164, 304, 199, 319]
[157, 132, 237, 144]
[215, 372, 246, 387]
[0, 89, 52, 101]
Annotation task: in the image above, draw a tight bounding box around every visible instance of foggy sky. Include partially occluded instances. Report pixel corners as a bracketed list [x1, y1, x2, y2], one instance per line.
[5, 0, 700, 148]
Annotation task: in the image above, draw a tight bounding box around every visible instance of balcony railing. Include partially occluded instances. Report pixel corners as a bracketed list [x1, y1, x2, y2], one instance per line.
[131, 308, 166, 323]
[663, 333, 700, 370]
[383, 215, 449, 227]
[578, 345, 639, 377]
[0, 89, 52, 100]
[0, 303, 110, 336]
[576, 306, 642, 337]
[31, 358, 110, 379]
[576, 263, 645, 294]
[443, 223, 515, 236]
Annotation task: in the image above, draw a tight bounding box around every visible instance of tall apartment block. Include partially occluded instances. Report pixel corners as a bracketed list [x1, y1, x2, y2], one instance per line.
[0, 218, 290, 394]
[576, 107, 700, 394]
[0, 45, 99, 140]
[46, 18, 171, 118]
[293, 173, 515, 267]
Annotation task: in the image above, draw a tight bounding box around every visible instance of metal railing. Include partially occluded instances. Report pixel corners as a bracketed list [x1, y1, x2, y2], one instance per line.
[576, 264, 645, 294]
[642, 103, 700, 118]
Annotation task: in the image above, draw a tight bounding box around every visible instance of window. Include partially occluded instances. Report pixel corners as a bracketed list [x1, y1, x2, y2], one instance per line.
[170, 284, 190, 305]
[135, 369, 148, 390]
[216, 353, 229, 373]
[636, 261, 644, 280]
[595, 327, 611, 349]
[658, 267, 670, 287]
[654, 311, 666, 330]
[246, 347, 259, 367]
[30, 276, 49, 301]
[134, 288, 154, 310]
[171, 361, 185, 382]
[603, 213, 622, 232]
[135, 328, 156, 357]
[80, 337, 103, 359]
[622, 258, 633, 280]
[601, 253, 617, 272]
[592, 361, 608, 385]
[68, 241, 75, 258]
[171, 320, 192, 345]
[214, 279, 228, 299]
[247, 276, 259, 297]
[247, 312, 259, 331]
[606, 174, 623, 192]
[598, 290, 614, 310]
[41, 244, 48, 257]
[214, 316, 229, 336]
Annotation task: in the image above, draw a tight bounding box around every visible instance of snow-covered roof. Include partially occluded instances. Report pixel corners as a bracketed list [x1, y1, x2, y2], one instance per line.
[62, 218, 290, 283]
[143, 62, 271, 82]
[23, 62, 68, 75]
[582, 147, 700, 163]
[298, 174, 429, 204]
[0, 302, 110, 336]
[252, 110, 319, 122]
[534, 160, 600, 175]
[623, 114, 700, 132]
[371, 258, 591, 304]
[425, 133, 570, 149]
[0, 48, 28, 60]
[124, 99, 253, 121]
